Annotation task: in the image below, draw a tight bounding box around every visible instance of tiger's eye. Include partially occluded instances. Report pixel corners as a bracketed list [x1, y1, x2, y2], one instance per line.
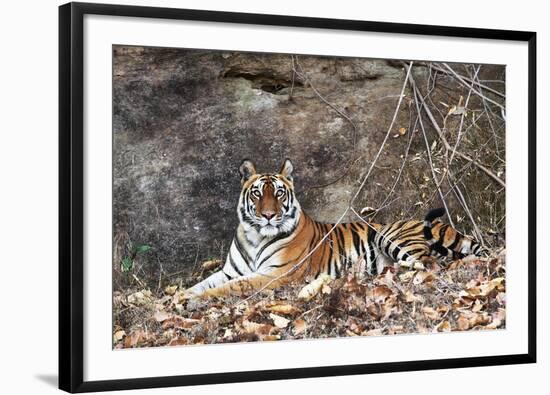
[252, 190, 261, 198]
[276, 189, 284, 198]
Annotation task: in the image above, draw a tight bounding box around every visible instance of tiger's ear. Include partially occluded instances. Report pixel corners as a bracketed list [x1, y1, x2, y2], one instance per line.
[279, 158, 294, 182]
[239, 159, 256, 184]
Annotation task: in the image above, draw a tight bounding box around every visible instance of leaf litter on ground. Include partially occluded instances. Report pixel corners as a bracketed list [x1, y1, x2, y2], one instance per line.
[113, 252, 506, 348]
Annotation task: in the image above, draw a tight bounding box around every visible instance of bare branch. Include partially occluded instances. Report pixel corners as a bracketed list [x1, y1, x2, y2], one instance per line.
[429, 63, 506, 99]
[440, 63, 505, 111]
[409, 73, 455, 227]
[372, 112, 418, 219]
[405, 66, 506, 188]
[449, 65, 481, 164]
[447, 169, 486, 248]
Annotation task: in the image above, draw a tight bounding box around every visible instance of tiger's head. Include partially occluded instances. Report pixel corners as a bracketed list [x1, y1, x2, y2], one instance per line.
[237, 159, 301, 239]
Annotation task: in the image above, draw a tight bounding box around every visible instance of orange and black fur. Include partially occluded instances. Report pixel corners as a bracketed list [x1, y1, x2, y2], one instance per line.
[184, 159, 481, 298]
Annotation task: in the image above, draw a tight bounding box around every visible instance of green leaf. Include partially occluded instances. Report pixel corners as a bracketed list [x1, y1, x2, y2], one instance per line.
[135, 245, 152, 254]
[121, 257, 134, 272]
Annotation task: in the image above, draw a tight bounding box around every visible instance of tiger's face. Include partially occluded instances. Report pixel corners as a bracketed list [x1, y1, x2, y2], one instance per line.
[237, 159, 301, 238]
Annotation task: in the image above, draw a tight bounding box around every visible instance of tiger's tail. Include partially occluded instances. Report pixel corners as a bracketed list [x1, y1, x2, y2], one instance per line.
[423, 207, 450, 256]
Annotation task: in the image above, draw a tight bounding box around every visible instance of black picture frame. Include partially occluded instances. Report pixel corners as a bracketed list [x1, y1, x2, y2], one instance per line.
[59, 2, 537, 393]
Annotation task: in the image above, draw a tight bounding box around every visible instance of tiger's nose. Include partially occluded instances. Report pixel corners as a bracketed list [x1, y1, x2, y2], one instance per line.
[262, 211, 276, 220]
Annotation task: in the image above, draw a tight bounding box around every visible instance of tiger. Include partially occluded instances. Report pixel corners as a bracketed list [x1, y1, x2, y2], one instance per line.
[373, 207, 482, 268]
[184, 159, 481, 298]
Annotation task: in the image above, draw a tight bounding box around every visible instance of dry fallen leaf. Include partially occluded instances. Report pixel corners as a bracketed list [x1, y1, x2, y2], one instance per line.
[370, 285, 393, 303]
[461, 277, 505, 298]
[388, 325, 405, 335]
[381, 298, 398, 321]
[456, 315, 470, 331]
[202, 259, 222, 271]
[486, 308, 506, 329]
[164, 285, 178, 295]
[270, 313, 290, 329]
[481, 277, 505, 294]
[168, 337, 189, 346]
[413, 271, 436, 285]
[293, 318, 307, 335]
[399, 271, 416, 282]
[379, 269, 396, 288]
[242, 320, 271, 334]
[124, 330, 150, 348]
[460, 311, 491, 328]
[127, 290, 153, 306]
[422, 306, 439, 320]
[472, 299, 484, 313]
[298, 274, 332, 301]
[496, 292, 506, 306]
[113, 330, 126, 343]
[265, 303, 301, 315]
[448, 106, 466, 116]
[161, 316, 201, 330]
[362, 328, 384, 336]
[435, 320, 451, 332]
[403, 290, 422, 303]
[262, 335, 281, 341]
[153, 310, 172, 323]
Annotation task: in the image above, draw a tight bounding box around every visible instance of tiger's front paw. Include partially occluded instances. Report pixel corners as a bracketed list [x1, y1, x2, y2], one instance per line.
[181, 291, 199, 300]
[399, 260, 426, 271]
[179, 286, 204, 300]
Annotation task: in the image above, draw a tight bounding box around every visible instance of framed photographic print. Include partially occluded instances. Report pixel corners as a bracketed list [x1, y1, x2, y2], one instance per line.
[59, 2, 537, 392]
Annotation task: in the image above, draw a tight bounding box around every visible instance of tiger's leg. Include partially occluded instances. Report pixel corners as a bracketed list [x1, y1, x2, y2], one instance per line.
[375, 254, 394, 274]
[184, 238, 258, 298]
[183, 270, 232, 298]
[201, 271, 291, 298]
[398, 245, 434, 270]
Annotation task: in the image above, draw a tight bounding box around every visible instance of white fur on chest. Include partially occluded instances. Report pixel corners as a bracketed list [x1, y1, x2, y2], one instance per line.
[237, 225, 287, 271]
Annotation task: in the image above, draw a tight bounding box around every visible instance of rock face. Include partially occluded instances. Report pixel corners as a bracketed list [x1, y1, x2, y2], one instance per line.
[113, 46, 505, 287]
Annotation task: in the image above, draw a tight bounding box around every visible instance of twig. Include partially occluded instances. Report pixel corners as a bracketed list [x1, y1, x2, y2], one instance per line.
[440, 63, 505, 111]
[472, 69, 504, 163]
[449, 65, 481, 164]
[410, 78, 455, 227]
[407, 134, 498, 220]
[132, 274, 146, 288]
[371, 112, 418, 220]
[157, 258, 163, 294]
[429, 63, 506, 99]
[289, 55, 296, 99]
[349, 62, 412, 204]
[297, 305, 323, 319]
[446, 169, 486, 247]
[406, 67, 506, 188]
